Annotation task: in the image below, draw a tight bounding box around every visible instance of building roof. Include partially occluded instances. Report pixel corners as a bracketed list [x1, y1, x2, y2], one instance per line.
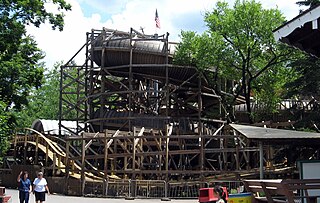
[273, 4, 320, 57]
[230, 124, 320, 144]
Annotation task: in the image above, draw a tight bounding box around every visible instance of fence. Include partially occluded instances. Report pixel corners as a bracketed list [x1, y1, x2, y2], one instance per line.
[168, 181, 207, 198]
[80, 178, 244, 199]
[106, 179, 131, 197]
[0, 168, 243, 199]
[132, 180, 166, 198]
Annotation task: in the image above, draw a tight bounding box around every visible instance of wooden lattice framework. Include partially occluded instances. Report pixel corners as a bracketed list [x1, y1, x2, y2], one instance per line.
[58, 28, 265, 182]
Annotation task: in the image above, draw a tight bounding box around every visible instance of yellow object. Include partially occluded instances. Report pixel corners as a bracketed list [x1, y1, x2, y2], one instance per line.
[228, 193, 252, 203]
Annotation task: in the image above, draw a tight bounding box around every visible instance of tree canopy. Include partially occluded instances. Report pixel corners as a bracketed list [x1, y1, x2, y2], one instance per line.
[0, 0, 71, 110]
[296, 0, 320, 7]
[15, 63, 62, 129]
[0, 0, 71, 158]
[174, 0, 299, 123]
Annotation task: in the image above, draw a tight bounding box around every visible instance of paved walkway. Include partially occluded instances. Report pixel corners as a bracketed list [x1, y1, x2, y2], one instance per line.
[6, 189, 196, 203]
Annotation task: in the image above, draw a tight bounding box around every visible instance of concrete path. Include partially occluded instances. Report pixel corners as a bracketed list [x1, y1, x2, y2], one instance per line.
[6, 189, 196, 203]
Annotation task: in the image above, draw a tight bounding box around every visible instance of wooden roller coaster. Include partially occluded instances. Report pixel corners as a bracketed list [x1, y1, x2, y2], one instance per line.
[6, 27, 320, 197]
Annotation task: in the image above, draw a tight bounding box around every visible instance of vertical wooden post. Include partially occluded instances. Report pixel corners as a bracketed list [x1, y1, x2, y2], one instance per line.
[103, 130, 108, 196]
[124, 139, 128, 179]
[45, 144, 49, 167]
[132, 127, 136, 198]
[165, 125, 169, 183]
[57, 156, 61, 174]
[259, 141, 264, 179]
[132, 127, 136, 178]
[23, 132, 27, 165]
[71, 160, 75, 175]
[100, 48, 106, 132]
[35, 135, 39, 165]
[65, 139, 70, 195]
[81, 133, 86, 196]
[129, 28, 133, 130]
[198, 73, 204, 174]
[52, 153, 56, 176]
[235, 138, 240, 170]
[246, 140, 251, 170]
[159, 132, 162, 174]
[13, 132, 17, 162]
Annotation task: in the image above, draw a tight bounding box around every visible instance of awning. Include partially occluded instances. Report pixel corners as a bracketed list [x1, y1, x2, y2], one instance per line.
[273, 5, 320, 57]
[230, 124, 320, 144]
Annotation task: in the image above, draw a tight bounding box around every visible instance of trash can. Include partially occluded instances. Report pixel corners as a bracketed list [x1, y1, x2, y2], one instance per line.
[228, 193, 252, 203]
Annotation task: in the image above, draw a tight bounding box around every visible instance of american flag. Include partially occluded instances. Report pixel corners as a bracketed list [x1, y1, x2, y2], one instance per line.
[155, 9, 160, 29]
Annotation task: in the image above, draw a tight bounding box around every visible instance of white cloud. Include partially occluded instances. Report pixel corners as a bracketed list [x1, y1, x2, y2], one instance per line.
[26, 0, 304, 69]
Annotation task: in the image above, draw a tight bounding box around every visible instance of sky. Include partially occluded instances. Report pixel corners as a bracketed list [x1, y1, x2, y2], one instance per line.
[26, 0, 306, 69]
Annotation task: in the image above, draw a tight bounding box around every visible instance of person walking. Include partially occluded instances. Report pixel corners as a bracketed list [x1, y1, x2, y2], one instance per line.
[214, 185, 227, 203]
[17, 171, 32, 203]
[33, 172, 50, 203]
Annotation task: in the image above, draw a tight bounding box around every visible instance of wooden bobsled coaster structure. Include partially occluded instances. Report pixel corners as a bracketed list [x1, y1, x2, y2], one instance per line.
[59, 27, 236, 181]
[56, 28, 320, 183]
[2, 28, 316, 199]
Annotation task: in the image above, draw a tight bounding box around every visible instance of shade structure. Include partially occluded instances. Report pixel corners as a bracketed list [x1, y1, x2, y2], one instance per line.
[273, 5, 320, 57]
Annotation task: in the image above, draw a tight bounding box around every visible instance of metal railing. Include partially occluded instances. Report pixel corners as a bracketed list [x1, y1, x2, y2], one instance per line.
[167, 181, 207, 198]
[106, 179, 131, 197]
[132, 180, 166, 198]
[82, 179, 244, 199]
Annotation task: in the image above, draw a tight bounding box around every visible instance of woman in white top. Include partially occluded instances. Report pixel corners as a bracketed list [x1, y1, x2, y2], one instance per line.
[33, 172, 50, 203]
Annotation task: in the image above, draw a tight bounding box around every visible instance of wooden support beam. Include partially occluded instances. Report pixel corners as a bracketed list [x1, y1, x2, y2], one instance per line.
[65, 139, 70, 195]
[103, 130, 108, 196]
[35, 134, 39, 165]
[81, 133, 85, 196]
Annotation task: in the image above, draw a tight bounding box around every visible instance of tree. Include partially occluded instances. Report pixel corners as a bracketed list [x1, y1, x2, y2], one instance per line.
[15, 61, 80, 129]
[175, 0, 299, 123]
[286, 55, 320, 99]
[0, 0, 71, 110]
[296, 0, 320, 7]
[0, 102, 14, 160]
[0, 0, 71, 157]
[15, 62, 62, 129]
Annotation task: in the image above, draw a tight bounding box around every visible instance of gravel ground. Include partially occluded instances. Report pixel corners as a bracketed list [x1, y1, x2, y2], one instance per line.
[5, 189, 197, 203]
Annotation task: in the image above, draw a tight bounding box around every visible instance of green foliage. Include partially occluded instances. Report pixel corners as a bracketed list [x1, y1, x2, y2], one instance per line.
[0, 0, 71, 157]
[0, 0, 71, 31]
[0, 0, 71, 110]
[0, 36, 44, 110]
[175, 0, 300, 123]
[15, 62, 62, 128]
[253, 65, 299, 119]
[283, 55, 320, 130]
[296, 0, 320, 7]
[174, 31, 198, 66]
[16, 61, 81, 129]
[286, 55, 320, 99]
[0, 102, 14, 159]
